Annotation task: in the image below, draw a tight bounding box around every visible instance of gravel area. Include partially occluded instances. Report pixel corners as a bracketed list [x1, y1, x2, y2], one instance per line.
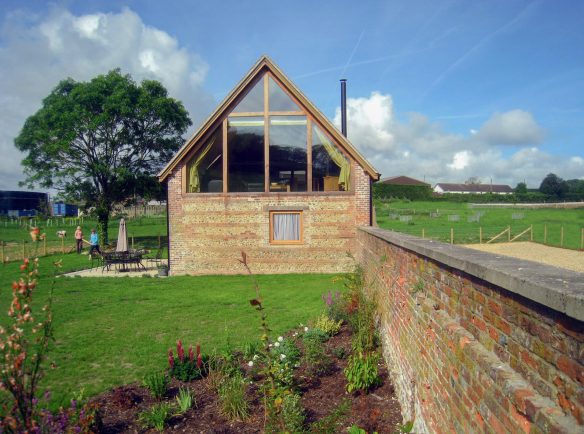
[463, 242, 584, 273]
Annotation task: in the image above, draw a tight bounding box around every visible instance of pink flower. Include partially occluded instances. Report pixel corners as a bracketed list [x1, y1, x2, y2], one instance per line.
[177, 340, 184, 362]
[168, 349, 174, 368]
[188, 345, 194, 362]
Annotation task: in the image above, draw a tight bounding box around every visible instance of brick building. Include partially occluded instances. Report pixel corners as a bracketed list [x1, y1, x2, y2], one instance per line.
[159, 56, 380, 275]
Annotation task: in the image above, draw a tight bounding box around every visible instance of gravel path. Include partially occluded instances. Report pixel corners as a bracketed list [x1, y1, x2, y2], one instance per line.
[463, 242, 584, 273]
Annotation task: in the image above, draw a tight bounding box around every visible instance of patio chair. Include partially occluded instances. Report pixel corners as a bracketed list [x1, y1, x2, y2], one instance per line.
[90, 251, 103, 269]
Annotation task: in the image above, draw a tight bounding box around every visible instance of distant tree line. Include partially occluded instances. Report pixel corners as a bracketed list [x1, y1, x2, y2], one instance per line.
[373, 173, 584, 202]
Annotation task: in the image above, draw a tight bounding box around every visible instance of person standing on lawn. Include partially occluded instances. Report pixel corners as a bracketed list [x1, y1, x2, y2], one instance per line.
[75, 225, 83, 254]
[86, 228, 101, 255]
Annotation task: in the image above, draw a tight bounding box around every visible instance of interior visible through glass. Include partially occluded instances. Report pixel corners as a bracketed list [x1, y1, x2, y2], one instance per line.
[269, 116, 307, 192]
[312, 126, 349, 191]
[187, 126, 223, 193]
[227, 117, 265, 192]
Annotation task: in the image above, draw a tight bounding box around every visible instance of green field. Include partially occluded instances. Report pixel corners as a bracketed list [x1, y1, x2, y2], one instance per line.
[0, 215, 167, 262]
[0, 253, 340, 409]
[375, 200, 584, 249]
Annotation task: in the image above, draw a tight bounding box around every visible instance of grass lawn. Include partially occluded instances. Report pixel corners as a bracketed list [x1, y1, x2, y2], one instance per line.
[375, 200, 584, 249]
[0, 254, 343, 409]
[0, 215, 167, 262]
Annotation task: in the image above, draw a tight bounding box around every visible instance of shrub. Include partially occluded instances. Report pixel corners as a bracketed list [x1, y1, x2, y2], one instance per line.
[218, 373, 249, 421]
[344, 352, 382, 393]
[0, 258, 57, 432]
[303, 328, 329, 344]
[312, 314, 343, 337]
[168, 341, 208, 382]
[138, 403, 172, 432]
[271, 337, 301, 366]
[175, 387, 194, 413]
[303, 335, 333, 377]
[267, 392, 305, 433]
[332, 346, 348, 360]
[142, 372, 168, 400]
[321, 290, 347, 323]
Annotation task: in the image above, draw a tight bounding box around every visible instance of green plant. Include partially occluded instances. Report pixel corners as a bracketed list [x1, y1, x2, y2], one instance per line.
[218, 373, 249, 421]
[175, 387, 194, 413]
[303, 335, 333, 377]
[312, 313, 343, 337]
[411, 279, 424, 294]
[138, 402, 172, 432]
[271, 337, 301, 366]
[349, 293, 378, 354]
[309, 398, 351, 433]
[303, 328, 329, 344]
[332, 346, 348, 360]
[243, 340, 261, 360]
[344, 352, 382, 393]
[395, 420, 415, 433]
[142, 372, 168, 400]
[348, 425, 379, 434]
[267, 392, 305, 433]
[168, 341, 208, 381]
[0, 258, 56, 432]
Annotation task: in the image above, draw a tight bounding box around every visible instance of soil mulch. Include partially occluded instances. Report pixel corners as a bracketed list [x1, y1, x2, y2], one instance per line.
[93, 325, 403, 433]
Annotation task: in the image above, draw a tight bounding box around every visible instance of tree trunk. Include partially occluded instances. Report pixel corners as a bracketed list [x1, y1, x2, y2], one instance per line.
[96, 207, 109, 246]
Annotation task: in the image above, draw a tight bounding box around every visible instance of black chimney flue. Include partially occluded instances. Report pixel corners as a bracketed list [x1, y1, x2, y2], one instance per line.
[340, 79, 347, 137]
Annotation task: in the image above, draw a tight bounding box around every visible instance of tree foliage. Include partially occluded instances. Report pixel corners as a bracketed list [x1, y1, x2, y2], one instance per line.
[514, 182, 527, 194]
[15, 70, 191, 242]
[539, 173, 568, 199]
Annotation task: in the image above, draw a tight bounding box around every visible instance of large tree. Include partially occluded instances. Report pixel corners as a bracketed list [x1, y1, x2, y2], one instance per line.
[539, 173, 568, 199]
[15, 70, 191, 243]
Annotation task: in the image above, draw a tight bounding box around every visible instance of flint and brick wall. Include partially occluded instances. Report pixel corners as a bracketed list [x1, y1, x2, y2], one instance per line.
[357, 227, 583, 433]
[166, 161, 371, 275]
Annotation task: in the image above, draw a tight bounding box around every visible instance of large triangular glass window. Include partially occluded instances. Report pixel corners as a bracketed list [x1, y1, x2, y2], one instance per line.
[232, 78, 264, 113]
[268, 76, 300, 112]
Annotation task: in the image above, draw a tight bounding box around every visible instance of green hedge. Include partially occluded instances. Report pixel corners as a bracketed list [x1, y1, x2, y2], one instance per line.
[373, 183, 432, 200]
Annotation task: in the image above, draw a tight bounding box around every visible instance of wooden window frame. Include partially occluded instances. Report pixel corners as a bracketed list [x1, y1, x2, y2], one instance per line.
[269, 210, 303, 245]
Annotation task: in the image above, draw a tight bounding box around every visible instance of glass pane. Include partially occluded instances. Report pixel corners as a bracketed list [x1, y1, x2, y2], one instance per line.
[268, 76, 300, 112]
[269, 116, 307, 192]
[228, 117, 265, 192]
[272, 213, 300, 241]
[312, 125, 350, 191]
[187, 126, 222, 193]
[232, 78, 264, 113]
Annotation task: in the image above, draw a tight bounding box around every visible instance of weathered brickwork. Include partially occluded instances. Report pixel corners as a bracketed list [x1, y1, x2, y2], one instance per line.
[357, 228, 583, 434]
[166, 160, 371, 275]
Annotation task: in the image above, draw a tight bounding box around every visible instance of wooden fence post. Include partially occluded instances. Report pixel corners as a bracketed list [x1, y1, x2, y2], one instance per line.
[560, 226, 564, 247]
[507, 226, 511, 242]
[544, 225, 547, 244]
[479, 227, 483, 244]
[530, 225, 533, 241]
[450, 228, 454, 244]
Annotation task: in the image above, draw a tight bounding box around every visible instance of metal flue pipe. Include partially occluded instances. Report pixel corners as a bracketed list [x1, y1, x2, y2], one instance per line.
[340, 79, 347, 137]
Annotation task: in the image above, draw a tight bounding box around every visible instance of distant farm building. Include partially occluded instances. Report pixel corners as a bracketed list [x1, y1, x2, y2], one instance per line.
[379, 175, 430, 187]
[0, 190, 48, 217]
[434, 183, 513, 195]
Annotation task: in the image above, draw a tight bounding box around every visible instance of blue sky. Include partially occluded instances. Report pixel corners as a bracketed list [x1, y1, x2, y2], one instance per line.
[0, 0, 582, 190]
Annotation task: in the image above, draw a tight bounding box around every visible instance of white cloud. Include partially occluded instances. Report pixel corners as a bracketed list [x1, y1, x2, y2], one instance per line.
[0, 7, 213, 190]
[336, 93, 583, 187]
[476, 109, 544, 145]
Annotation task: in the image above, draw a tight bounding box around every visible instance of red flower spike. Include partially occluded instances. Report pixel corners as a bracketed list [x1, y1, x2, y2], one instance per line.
[188, 345, 194, 362]
[177, 340, 184, 362]
[168, 349, 174, 368]
[11, 282, 18, 290]
[197, 352, 202, 369]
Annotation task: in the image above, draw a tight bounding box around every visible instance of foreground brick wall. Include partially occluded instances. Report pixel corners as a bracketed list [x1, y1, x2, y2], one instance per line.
[166, 161, 371, 275]
[357, 227, 583, 433]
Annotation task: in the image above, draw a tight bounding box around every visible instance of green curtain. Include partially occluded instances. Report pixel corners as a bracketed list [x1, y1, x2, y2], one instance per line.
[315, 129, 350, 190]
[188, 136, 216, 192]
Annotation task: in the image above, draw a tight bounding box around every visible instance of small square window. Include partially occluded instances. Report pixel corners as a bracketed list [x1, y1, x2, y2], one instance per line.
[269, 211, 303, 244]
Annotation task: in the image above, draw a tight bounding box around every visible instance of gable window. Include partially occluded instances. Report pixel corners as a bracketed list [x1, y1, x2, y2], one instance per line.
[269, 211, 303, 244]
[186, 127, 223, 193]
[186, 71, 351, 194]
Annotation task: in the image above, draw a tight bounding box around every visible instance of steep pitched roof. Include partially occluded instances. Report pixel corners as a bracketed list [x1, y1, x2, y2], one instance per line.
[379, 176, 429, 186]
[434, 183, 513, 193]
[158, 55, 380, 181]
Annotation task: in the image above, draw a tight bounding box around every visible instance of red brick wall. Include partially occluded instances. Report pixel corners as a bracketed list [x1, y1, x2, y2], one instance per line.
[357, 228, 583, 433]
[166, 160, 371, 275]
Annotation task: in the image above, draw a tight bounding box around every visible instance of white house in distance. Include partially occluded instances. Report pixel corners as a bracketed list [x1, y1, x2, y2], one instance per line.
[434, 183, 514, 195]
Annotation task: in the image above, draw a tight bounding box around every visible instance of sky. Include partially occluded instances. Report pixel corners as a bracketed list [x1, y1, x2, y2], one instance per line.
[0, 0, 583, 191]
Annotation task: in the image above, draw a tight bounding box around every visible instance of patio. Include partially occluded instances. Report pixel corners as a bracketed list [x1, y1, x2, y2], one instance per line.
[63, 259, 168, 277]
